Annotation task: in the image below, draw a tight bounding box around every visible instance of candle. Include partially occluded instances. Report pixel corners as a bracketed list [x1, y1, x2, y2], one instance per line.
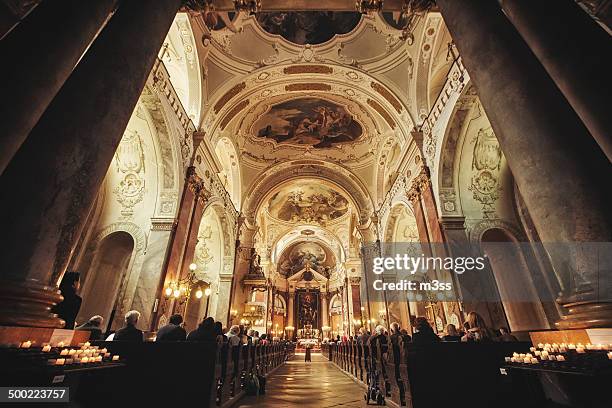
[60, 349, 69, 356]
[112, 355, 120, 361]
[20, 341, 32, 349]
[556, 355, 565, 361]
[42, 345, 51, 352]
[55, 358, 65, 366]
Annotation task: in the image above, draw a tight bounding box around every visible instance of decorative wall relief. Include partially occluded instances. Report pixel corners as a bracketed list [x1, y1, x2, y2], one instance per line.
[468, 127, 502, 218]
[113, 130, 145, 216]
[195, 224, 214, 277]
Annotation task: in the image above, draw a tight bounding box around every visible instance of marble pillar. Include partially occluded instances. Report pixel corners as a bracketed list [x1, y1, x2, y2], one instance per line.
[436, 0, 612, 329]
[0, 0, 118, 174]
[501, 0, 612, 160]
[0, 0, 182, 328]
[321, 292, 329, 328]
[287, 292, 295, 329]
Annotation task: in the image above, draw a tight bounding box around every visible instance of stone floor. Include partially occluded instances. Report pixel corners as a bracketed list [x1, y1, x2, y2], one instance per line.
[236, 352, 369, 407]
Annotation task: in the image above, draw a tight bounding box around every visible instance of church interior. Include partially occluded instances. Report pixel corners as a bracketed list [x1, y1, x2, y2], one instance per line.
[0, 0, 611, 407]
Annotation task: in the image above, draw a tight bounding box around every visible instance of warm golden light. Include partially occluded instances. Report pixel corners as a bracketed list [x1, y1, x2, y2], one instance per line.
[189, 263, 197, 271]
[204, 287, 212, 296]
[250, 306, 255, 311]
[165, 287, 172, 297]
[173, 289, 180, 298]
[195, 289, 203, 299]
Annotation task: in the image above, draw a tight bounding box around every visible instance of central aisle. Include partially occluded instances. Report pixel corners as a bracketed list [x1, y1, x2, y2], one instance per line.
[236, 352, 369, 407]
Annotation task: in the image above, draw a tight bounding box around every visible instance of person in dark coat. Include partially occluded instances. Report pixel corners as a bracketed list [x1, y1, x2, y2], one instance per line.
[441, 324, 462, 342]
[75, 315, 104, 340]
[187, 317, 215, 341]
[113, 310, 144, 342]
[52, 272, 82, 329]
[156, 314, 186, 341]
[411, 317, 440, 344]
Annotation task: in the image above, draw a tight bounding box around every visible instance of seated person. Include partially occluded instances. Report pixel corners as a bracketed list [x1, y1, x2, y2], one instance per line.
[75, 315, 104, 341]
[412, 317, 441, 344]
[113, 310, 144, 342]
[441, 324, 461, 342]
[498, 327, 519, 342]
[156, 314, 186, 341]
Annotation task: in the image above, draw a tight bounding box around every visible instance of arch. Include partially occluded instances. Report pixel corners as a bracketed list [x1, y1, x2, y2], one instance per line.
[214, 137, 242, 210]
[77, 231, 135, 331]
[271, 225, 346, 265]
[480, 228, 549, 332]
[242, 160, 375, 225]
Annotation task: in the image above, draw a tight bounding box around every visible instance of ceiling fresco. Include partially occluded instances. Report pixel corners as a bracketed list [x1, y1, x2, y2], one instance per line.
[267, 181, 350, 225]
[255, 12, 362, 45]
[278, 241, 334, 277]
[254, 97, 363, 149]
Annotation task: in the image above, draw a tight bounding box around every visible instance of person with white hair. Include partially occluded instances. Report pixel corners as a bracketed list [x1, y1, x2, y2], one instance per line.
[75, 315, 104, 340]
[226, 325, 241, 347]
[113, 310, 144, 342]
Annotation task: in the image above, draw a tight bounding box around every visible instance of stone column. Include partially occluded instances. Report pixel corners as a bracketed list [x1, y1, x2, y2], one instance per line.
[287, 292, 295, 329]
[321, 292, 329, 328]
[500, 0, 612, 160]
[436, 0, 612, 328]
[0, 0, 119, 174]
[0, 0, 182, 328]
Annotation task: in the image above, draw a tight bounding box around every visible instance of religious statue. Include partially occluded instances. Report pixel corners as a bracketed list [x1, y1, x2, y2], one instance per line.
[249, 250, 263, 275]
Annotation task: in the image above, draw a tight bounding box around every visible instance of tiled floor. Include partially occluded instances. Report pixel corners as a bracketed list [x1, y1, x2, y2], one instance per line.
[236, 352, 369, 407]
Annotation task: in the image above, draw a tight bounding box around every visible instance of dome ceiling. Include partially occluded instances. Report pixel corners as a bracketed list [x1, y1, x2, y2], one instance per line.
[266, 180, 350, 225]
[277, 241, 335, 277]
[253, 97, 364, 149]
[255, 12, 362, 45]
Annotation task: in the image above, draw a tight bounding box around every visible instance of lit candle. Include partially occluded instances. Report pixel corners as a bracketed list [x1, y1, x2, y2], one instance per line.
[60, 349, 69, 356]
[20, 341, 32, 349]
[42, 345, 51, 352]
[556, 355, 565, 362]
[55, 358, 65, 366]
[112, 355, 120, 361]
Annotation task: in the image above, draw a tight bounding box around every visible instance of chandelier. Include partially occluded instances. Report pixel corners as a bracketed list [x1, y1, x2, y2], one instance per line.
[164, 263, 210, 305]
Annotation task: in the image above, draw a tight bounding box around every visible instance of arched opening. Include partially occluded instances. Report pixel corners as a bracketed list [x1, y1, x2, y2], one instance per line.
[481, 228, 549, 332]
[78, 232, 135, 331]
